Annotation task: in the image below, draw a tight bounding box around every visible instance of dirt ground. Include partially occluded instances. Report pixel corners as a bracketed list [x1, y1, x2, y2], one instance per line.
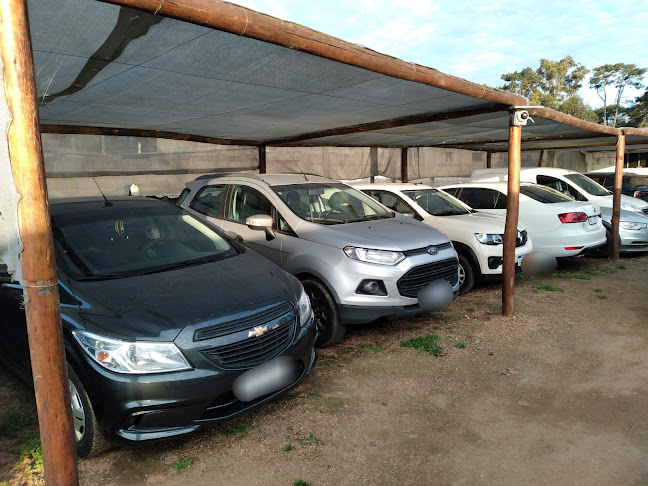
[1, 254, 647, 486]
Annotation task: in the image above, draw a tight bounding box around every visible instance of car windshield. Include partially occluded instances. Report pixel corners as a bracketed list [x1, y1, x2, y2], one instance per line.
[52, 202, 237, 279]
[564, 173, 610, 196]
[402, 189, 471, 215]
[520, 185, 574, 203]
[628, 176, 648, 189]
[273, 183, 392, 224]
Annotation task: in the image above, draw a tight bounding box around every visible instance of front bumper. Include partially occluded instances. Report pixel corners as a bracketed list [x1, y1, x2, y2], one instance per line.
[71, 317, 317, 445]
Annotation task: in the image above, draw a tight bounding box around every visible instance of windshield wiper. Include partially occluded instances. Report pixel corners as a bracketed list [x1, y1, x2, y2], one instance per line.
[74, 273, 131, 281]
[305, 217, 347, 224]
[137, 257, 216, 275]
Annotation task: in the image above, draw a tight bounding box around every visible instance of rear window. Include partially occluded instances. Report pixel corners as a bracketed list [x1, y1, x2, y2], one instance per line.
[627, 176, 648, 189]
[520, 185, 574, 203]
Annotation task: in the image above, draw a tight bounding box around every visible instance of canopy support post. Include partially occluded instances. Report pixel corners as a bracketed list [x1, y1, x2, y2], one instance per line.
[610, 132, 625, 260]
[502, 109, 528, 317]
[401, 147, 408, 182]
[258, 145, 266, 174]
[486, 151, 492, 168]
[0, 1, 78, 483]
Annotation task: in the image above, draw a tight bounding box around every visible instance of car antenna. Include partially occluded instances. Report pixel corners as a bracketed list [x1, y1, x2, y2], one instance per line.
[284, 147, 309, 181]
[93, 178, 113, 207]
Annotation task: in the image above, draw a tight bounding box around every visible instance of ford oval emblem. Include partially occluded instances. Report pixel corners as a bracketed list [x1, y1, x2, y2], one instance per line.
[427, 246, 439, 255]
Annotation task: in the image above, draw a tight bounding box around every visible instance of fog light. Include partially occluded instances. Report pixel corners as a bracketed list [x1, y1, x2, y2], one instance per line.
[356, 280, 387, 296]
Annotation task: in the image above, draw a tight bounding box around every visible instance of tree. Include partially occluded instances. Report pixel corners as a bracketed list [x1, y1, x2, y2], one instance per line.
[589, 63, 647, 127]
[501, 56, 589, 110]
[626, 89, 648, 128]
[559, 96, 598, 123]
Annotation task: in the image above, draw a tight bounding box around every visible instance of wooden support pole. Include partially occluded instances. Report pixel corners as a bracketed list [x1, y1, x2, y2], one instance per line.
[0, 0, 79, 484]
[610, 132, 625, 260]
[401, 147, 408, 182]
[537, 150, 544, 167]
[258, 145, 266, 174]
[486, 151, 492, 168]
[502, 115, 522, 317]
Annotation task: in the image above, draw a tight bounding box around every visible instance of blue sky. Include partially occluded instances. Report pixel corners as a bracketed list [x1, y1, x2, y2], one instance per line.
[228, 0, 648, 108]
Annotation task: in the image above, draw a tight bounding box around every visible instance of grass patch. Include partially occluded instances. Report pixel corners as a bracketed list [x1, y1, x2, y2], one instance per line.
[172, 458, 192, 471]
[358, 345, 386, 354]
[463, 334, 473, 340]
[14, 438, 42, 472]
[298, 433, 322, 446]
[454, 343, 467, 349]
[556, 265, 613, 280]
[307, 390, 322, 399]
[407, 326, 421, 331]
[617, 265, 627, 270]
[401, 334, 442, 356]
[0, 403, 38, 438]
[532, 284, 564, 293]
[293, 481, 311, 486]
[594, 288, 603, 293]
[220, 419, 251, 438]
[282, 444, 296, 453]
[596, 295, 607, 300]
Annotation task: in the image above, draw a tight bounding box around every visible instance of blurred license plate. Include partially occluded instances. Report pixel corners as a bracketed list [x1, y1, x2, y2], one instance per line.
[517, 254, 525, 266]
[588, 216, 597, 225]
[233, 355, 299, 402]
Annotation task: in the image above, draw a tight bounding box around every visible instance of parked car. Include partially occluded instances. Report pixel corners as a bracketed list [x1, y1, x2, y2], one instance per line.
[470, 167, 648, 215]
[179, 173, 460, 347]
[595, 206, 648, 253]
[0, 197, 317, 457]
[352, 183, 532, 294]
[583, 172, 648, 202]
[439, 182, 607, 257]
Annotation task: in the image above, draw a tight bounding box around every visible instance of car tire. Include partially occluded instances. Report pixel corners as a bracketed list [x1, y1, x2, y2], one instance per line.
[67, 365, 108, 458]
[457, 253, 475, 295]
[302, 278, 346, 348]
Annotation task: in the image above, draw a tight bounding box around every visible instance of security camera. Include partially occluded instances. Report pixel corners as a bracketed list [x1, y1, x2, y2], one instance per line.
[513, 110, 530, 126]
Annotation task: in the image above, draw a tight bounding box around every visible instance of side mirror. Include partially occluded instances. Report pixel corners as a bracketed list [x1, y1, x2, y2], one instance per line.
[246, 214, 276, 241]
[401, 211, 416, 219]
[225, 231, 244, 243]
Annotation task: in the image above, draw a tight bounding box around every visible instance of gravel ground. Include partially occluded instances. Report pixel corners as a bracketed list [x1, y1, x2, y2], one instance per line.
[2, 254, 647, 485]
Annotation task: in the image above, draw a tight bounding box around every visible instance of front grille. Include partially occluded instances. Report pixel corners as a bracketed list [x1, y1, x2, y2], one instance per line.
[194, 302, 293, 341]
[397, 258, 459, 298]
[199, 302, 296, 370]
[516, 230, 528, 247]
[403, 242, 453, 257]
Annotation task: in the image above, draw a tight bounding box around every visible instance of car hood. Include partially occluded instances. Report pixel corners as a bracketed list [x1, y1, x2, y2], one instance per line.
[423, 211, 525, 234]
[67, 250, 297, 341]
[594, 193, 648, 209]
[294, 214, 450, 250]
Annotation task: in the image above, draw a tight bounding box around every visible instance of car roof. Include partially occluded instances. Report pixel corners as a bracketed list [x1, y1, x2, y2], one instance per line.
[188, 172, 338, 188]
[472, 167, 578, 177]
[439, 181, 536, 191]
[49, 196, 176, 216]
[351, 182, 433, 191]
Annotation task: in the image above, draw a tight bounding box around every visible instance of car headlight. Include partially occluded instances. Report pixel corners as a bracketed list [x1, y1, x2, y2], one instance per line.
[296, 287, 313, 327]
[72, 330, 191, 374]
[620, 221, 648, 231]
[620, 201, 644, 214]
[343, 247, 405, 265]
[475, 233, 504, 245]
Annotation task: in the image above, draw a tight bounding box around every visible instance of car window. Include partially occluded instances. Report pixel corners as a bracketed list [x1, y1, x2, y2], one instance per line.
[628, 176, 648, 189]
[456, 188, 505, 209]
[403, 188, 471, 215]
[563, 174, 609, 197]
[229, 185, 273, 224]
[364, 190, 417, 215]
[519, 185, 574, 203]
[535, 175, 585, 201]
[274, 183, 391, 224]
[190, 185, 226, 217]
[442, 187, 460, 197]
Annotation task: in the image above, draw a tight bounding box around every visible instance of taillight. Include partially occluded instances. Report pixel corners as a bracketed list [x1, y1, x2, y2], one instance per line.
[634, 190, 648, 198]
[558, 212, 588, 223]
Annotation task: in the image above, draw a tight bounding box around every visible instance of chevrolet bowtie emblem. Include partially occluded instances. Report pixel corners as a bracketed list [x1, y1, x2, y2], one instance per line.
[248, 325, 268, 338]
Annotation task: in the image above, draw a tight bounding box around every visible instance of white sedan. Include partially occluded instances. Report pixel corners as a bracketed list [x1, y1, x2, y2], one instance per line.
[439, 181, 607, 258]
[353, 183, 533, 294]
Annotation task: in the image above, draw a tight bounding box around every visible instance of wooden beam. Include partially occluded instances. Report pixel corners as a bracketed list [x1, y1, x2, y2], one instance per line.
[610, 132, 625, 260]
[502, 114, 522, 317]
[401, 147, 408, 182]
[486, 151, 492, 168]
[258, 145, 267, 174]
[41, 124, 259, 146]
[100, 0, 527, 108]
[0, 0, 78, 483]
[525, 107, 619, 136]
[265, 105, 508, 146]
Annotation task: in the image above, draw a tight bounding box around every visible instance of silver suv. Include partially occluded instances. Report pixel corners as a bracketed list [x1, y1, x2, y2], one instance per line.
[179, 174, 460, 347]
